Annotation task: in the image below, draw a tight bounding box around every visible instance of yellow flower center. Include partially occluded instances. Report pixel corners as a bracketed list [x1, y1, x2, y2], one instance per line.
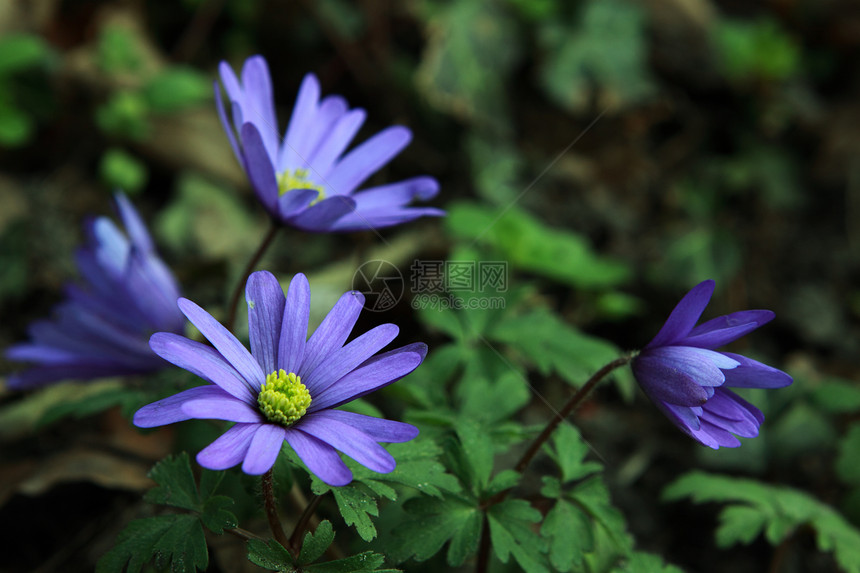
[257, 370, 311, 426]
[277, 168, 325, 205]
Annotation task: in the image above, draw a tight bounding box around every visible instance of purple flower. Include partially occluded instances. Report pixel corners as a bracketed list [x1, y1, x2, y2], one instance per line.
[6, 193, 185, 389]
[133, 270, 424, 486]
[216, 55, 444, 232]
[631, 280, 792, 449]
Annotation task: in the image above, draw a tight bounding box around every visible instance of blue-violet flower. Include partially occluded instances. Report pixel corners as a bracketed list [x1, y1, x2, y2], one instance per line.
[6, 192, 185, 389]
[133, 270, 424, 486]
[216, 55, 444, 232]
[631, 280, 792, 448]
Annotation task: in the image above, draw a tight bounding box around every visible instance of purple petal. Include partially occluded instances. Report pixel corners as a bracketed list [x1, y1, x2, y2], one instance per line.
[292, 95, 349, 172]
[645, 280, 715, 349]
[279, 73, 321, 171]
[214, 79, 242, 165]
[682, 310, 775, 348]
[246, 271, 286, 375]
[218, 61, 243, 130]
[632, 354, 711, 407]
[309, 108, 366, 179]
[303, 323, 399, 395]
[326, 126, 412, 195]
[308, 349, 423, 412]
[296, 414, 396, 473]
[197, 423, 259, 470]
[285, 195, 355, 231]
[720, 352, 793, 389]
[278, 273, 310, 374]
[113, 192, 153, 253]
[150, 332, 256, 403]
[349, 177, 440, 209]
[133, 385, 229, 428]
[302, 290, 365, 377]
[7, 363, 145, 389]
[308, 409, 419, 443]
[328, 205, 446, 232]
[242, 424, 286, 474]
[240, 56, 279, 161]
[181, 395, 263, 423]
[700, 389, 762, 437]
[277, 188, 319, 219]
[284, 428, 353, 486]
[177, 298, 265, 389]
[240, 123, 280, 214]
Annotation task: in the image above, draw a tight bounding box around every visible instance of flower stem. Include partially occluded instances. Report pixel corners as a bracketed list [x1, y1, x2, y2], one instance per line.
[475, 355, 632, 573]
[261, 469, 292, 555]
[226, 221, 279, 331]
[288, 493, 324, 553]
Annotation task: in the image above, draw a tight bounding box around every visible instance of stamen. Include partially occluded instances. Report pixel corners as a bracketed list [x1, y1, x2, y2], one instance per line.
[257, 369, 312, 426]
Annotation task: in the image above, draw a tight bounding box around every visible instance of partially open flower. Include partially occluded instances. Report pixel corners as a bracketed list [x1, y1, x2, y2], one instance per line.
[134, 271, 424, 486]
[632, 280, 792, 448]
[6, 192, 184, 389]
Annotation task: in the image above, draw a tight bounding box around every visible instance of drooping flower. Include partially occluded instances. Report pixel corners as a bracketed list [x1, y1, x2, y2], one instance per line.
[631, 280, 792, 448]
[133, 270, 424, 486]
[215, 55, 444, 232]
[6, 193, 185, 389]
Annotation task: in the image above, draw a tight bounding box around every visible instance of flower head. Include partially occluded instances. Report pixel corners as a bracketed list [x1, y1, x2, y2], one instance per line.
[631, 280, 792, 448]
[133, 271, 424, 486]
[216, 55, 444, 232]
[6, 193, 185, 389]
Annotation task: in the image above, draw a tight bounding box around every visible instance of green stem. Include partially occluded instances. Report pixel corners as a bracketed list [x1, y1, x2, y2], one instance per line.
[261, 469, 293, 555]
[288, 493, 325, 554]
[226, 222, 279, 331]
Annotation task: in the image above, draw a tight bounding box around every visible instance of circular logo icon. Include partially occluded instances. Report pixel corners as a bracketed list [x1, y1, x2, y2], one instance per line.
[351, 260, 404, 312]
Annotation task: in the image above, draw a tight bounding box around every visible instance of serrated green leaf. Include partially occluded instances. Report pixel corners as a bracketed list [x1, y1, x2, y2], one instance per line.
[98, 514, 207, 573]
[487, 499, 548, 573]
[613, 552, 685, 573]
[455, 418, 494, 492]
[333, 485, 380, 542]
[548, 423, 603, 483]
[145, 453, 201, 511]
[200, 496, 237, 534]
[541, 498, 594, 571]
[247, 538, 294, 572]
[304, 551, 388, 572]
[388, 495, 481, 566]
[485, 469, 521, 498]
[298, 520, 336, 564]
[715, 505, 767, 547]
[458, 371, 530, 424]
[365, 440, 462, 498]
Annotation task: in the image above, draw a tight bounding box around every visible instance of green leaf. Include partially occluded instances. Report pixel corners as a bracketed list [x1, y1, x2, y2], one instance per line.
[37, 381, 147, 427]
[487, 499, 548, 573]
[97, 515, 208, 573]
[331, 485, 380, 542]
[538, 0, 652, 112]
[458, 371, 530, 424]
[96, 90, 150, 140]
[837, 424, 860, 485]
[144, 67, 212, 112]
[0, 33, 51, 75]
[812, 379, 860, 414]
[541, 498, 594, 571]
[99, 148, 148, 194]
[664, 471, 860, 572]
[0, 100, 33, 146]
[200, 496, 238, 534]
[145, 453, 202, 511]
[446, 202, 631, 289]
[304, 552, 389, 572]
[299, 520, 336, 564]
[388, 495, 481, 566]
[485, 469, 521, 498]
[714, 17, 800, 83]
[455, 418, 494, 492]
[360, 439, 462, 498]
[247, 538, 294, 572]
[613, 552, 685, 573]
[547, 423, 603, 483]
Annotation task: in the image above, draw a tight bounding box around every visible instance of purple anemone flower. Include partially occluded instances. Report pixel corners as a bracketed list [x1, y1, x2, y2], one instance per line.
[631, 280, 792, 449]
[133, 270, 424, 486]
[6, 193, 185, 389]
[215, 55, 444, 232]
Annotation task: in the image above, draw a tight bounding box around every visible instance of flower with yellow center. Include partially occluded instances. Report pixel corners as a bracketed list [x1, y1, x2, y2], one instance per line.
[257, 369, 312, 426]
[276, 168, 325, 206]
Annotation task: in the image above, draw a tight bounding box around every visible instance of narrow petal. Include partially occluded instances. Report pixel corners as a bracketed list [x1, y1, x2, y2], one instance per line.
[683, 310, 775, 348]
[302, 290, 365, 378]
[285, 195, 355, 231]
[645, 280, 715, 349]
[214, 79, 242, 165]
[177, 298, 265, 389]
[308, 349, 423, 412]
[240, 123, 280, 214]
[303, 323, 399, 395]
[279, 73, 321, 171]
[277, 188, 319, 219]
[278, 273, 310, 374]
[181, 396, 263, 423]
[292, 95, 349, 172]
[632, 355, 710, 407]
[326, 126, 412, 195]
[308, 410, 419, 443]
[296, 414, 396, 473]
[240, 55, 279, 161]
[720, 353, 793, 389]
[133, 385, 229, 428]
[284, 428, 353, 486]
[197, 423, 259, 470]
[246, 271, 286, 375]
[328, 205, 446, 232]
[150, 332, 255, 403]
[348, 177, 440, 209]
[646, 346, 739, 387]
[113, 192, 153, 253]
[242, 424, 286, 474]
[309, 108, 366, 179]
